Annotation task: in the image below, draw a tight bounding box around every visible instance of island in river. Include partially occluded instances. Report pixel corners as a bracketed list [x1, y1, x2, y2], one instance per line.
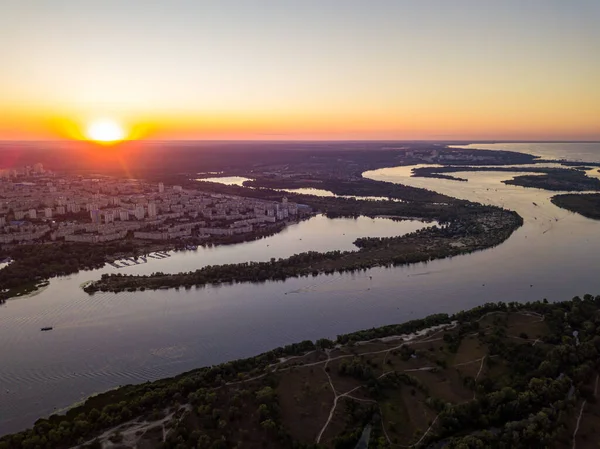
[85, 207, 521, 294]
[551, 193, 600, 220]
[1, 294, 599, 449]
[1, 145, 534, 301]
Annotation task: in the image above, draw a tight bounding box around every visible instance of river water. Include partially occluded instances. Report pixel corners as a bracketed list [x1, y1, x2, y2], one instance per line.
[450, 142, 600, 163]
[1, 143, 600, 435]
[0, 216, 430, 433]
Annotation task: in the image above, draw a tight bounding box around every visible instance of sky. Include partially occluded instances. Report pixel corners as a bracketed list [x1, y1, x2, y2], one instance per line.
[1, 0, 599, 141]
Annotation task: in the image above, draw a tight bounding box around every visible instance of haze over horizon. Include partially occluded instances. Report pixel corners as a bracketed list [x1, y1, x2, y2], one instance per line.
[1, 0, 599, 141]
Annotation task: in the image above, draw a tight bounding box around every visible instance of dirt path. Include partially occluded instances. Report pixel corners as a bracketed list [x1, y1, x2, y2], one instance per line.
[572, 400, 587, 449]
[74, 311, 541, 449]
[71, 404, 191, 449]
[572, 373, 600, 449]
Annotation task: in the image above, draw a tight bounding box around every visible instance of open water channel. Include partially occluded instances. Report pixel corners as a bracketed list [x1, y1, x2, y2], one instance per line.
[1, 143, 600, 434]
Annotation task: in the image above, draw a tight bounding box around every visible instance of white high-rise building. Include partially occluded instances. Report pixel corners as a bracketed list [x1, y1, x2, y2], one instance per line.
[44, 208, 53, 218]
[119, 210, 129, 221]
[134, 204, 145, 220]
[148, 202, 157, 218]
[158, 182, 164, 193]
[90, 209, 101, 224]
[33, 163, 44, 174]
[104, 212, 115, 224]
[28, 209, 37, 219]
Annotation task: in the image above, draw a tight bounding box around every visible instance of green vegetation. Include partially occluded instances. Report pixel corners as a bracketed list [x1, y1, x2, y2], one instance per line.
[2, 174, 515, 300]
[84, 209, 522, 294]
[3, 295, 600, 448]
[503, 170, 600, 191]
[242, 178, 451, 203]
[551, 193, 600, 220]
[0, 241, 145, 300]
[411, 165, 600, 192]
[77, 177, 524, 295]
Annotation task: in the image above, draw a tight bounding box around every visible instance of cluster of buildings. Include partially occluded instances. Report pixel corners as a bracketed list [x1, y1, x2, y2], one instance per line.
[0, 162, 45, 179]
[404, 149, 502, 163]
[0, 165, 309, 246]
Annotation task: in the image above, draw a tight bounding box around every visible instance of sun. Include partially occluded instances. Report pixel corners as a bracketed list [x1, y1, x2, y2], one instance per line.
[86, 120, 126, 143]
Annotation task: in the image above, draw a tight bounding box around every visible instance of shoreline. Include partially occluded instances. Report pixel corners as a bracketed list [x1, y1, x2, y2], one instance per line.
[3, 294, 598, 447]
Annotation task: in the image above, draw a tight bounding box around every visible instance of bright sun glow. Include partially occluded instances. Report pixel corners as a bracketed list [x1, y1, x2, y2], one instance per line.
[86, 120, 126, 143]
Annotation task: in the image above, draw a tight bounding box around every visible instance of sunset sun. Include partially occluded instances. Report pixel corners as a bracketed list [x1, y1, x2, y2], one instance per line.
[86, 120, 126, 143]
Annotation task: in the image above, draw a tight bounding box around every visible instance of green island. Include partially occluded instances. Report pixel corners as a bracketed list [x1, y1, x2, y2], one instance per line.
[0, 172, 523, 300]
[2, 294, 600, 449]
[551, 194, 600, 220]
[0, 146, 546, 301]
[83, 179, 522, 294]
[408, 166, 600, 191]
[84, 207, 520, 294]
[502, 170, 600, 191]
[0, 222, 293, 301]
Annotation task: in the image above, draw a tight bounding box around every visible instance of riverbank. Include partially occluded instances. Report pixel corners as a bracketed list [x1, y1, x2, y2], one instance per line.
[84, 209, 522, 294]
[1, 170, 522, 301]
[504, 170, 600, 191]
[2, 294, 598, 448]
[0, 216, 309, 301]
[551, 193, 600, 220]
[83, 176, 525, 294]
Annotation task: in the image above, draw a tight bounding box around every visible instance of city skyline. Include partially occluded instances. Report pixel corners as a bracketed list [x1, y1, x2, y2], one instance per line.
[1, 0, 599, 141]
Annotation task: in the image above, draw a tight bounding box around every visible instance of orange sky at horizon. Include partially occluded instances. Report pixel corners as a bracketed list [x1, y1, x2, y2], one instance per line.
[2, 1, 599, 142]
[3, 106, 599, 142]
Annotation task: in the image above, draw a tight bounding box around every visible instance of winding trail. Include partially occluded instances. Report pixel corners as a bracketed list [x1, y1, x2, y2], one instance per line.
[76, 311, 542, 449]
[572, 373, 600, 449]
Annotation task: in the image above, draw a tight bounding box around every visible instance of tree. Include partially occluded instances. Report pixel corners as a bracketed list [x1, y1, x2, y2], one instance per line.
[316, 338, 334, 350]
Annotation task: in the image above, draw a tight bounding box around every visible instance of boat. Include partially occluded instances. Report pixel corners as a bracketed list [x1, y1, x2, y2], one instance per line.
[532, 202, 538, 206]
[40, 327, 53, 331]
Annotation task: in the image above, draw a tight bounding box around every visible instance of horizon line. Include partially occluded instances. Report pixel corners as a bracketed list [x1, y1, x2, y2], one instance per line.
[0, 139, 599, 144]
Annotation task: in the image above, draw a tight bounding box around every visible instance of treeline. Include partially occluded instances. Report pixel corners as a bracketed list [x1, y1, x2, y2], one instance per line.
[0, 241, 142, 298]
[412, 165, 576, 178]
[504, 170, 600, 191]
[425, 294, 600, 448]
[243, 177, 453, 203]
[84, 210, 522, 294]
[2, 175, 521, 299]
[3, 295, 600, 448]
[551, 193, 600, 220]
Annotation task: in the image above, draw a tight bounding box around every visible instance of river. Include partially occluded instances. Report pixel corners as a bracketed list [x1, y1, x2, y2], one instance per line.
[0, 215, 430, 434]
[1, 143, 600, 435]
[450, 142, 600, 163]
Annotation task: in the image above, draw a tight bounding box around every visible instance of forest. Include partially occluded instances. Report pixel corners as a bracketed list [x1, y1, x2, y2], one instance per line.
[503, 170, 600, 192]
[83, 209, 522, 294]
[551, 193, 600, 220]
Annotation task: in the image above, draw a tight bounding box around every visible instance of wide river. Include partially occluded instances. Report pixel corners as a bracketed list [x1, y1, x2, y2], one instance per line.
[1, 143, 600, 434]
